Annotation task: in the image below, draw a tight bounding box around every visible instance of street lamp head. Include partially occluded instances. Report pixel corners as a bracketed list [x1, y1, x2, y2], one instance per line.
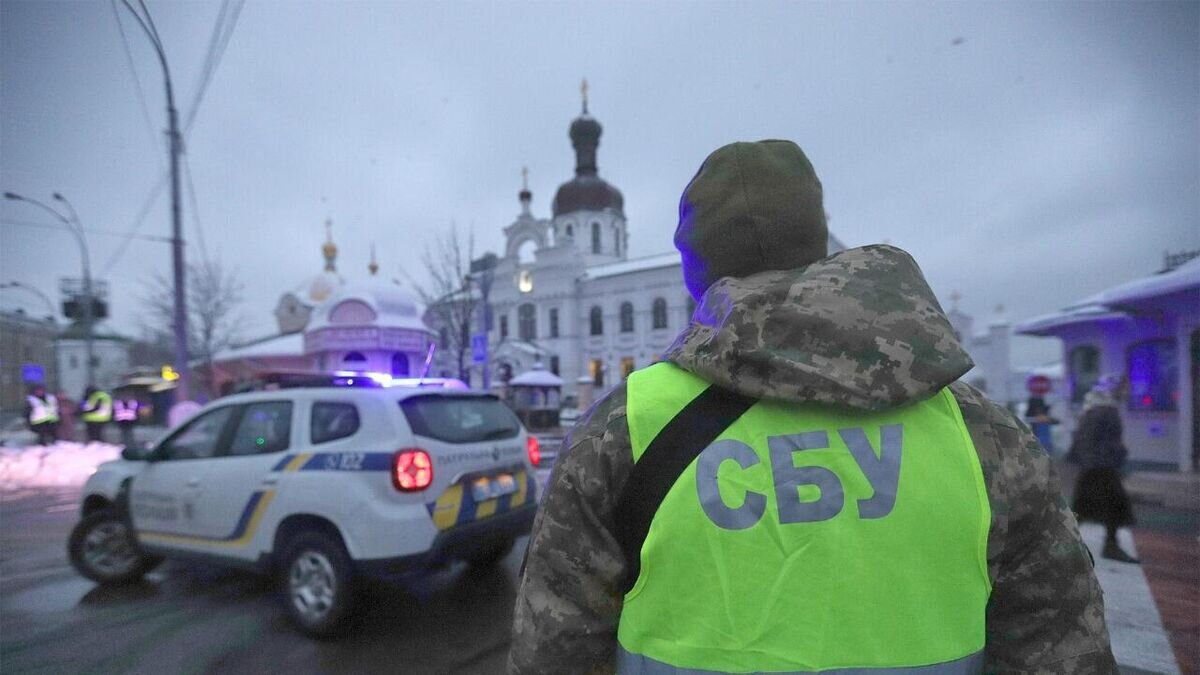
[4, 192, 21, 200]
[52, 192, 65, 201]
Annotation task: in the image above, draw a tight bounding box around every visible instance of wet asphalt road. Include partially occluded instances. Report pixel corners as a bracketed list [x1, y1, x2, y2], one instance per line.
[1, 485, 533, 675]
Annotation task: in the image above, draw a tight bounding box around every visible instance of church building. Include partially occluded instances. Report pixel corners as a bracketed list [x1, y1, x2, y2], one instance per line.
[440, 86, 847, 405]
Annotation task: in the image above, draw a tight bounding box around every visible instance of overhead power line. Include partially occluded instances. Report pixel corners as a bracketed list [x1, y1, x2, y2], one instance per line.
[110, 0, 165, 166]
[100, 172, 170, 276]
[182, 155, 211, 268]
[102, 0, 244, 273]
[184, 0, 245, 134]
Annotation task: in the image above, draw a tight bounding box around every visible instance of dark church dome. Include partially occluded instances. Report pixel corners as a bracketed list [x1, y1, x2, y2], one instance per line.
[553, 174, 624, 217]
[553, 105, 624, 217]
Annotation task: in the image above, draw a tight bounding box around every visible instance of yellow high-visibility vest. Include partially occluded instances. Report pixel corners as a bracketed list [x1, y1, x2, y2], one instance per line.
[27, 394, 60, 425]
[82, 390, 113, 423]
[619, 362, 991, 674]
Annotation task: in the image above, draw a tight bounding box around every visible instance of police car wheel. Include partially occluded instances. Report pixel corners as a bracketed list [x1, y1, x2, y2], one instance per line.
[68, 510, 158, 585]
[281, 532, 355, 637]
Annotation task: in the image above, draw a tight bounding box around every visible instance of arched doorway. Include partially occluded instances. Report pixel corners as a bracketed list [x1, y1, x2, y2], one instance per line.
[391, 353, 410, 377]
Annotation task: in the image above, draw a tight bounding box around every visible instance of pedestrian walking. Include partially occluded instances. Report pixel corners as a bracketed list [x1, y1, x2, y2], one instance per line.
[510, 140, 1117, 674]
[80, 386, 113, 443]
[24, 383, 59, 447]
[113, 395, 140, 449]
[55, 390, 77, 442]
[1024, 375, 1059, 453]
[1069, 375, 1139, 564]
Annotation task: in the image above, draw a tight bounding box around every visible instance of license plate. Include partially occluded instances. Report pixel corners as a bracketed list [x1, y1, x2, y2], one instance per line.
[471, 474, 517, 502]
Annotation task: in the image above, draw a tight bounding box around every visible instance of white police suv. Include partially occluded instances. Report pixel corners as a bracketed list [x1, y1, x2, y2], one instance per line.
[67, 379, 541, 636]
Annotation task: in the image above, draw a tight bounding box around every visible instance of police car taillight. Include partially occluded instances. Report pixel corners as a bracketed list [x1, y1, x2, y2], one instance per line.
[392, 449, 433, 491]
[526, 435, 541, 467]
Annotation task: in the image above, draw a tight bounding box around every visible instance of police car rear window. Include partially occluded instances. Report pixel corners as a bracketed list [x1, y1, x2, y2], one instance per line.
[399, 395, 520, 444]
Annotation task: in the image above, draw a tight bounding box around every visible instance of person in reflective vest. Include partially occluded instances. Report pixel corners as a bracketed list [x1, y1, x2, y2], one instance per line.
[24, 383, 60, 446]
[510, 141, 1117, 674]
[113, 396, 140, 449]
[80, 386, 113, 443]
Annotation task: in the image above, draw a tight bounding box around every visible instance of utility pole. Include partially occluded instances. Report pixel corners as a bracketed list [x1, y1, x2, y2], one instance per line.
[119, 0, 190, 400]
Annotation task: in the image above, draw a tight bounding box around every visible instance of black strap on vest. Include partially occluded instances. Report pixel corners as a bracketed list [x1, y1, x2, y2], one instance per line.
[613, 384, 757, 593]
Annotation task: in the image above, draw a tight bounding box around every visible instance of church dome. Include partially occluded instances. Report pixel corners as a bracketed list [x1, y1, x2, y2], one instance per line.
[553, 175, 624, 217]
[553, 85, 624, 217]
[307, 270, 342, 304]
[308, 279, 429, 333]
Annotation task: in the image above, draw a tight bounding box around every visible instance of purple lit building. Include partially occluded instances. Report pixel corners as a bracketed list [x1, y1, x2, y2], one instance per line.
[1016, 253, 1199, 471]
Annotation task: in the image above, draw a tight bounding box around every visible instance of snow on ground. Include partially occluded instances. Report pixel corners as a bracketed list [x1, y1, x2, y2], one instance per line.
[0, 442, 122, 491]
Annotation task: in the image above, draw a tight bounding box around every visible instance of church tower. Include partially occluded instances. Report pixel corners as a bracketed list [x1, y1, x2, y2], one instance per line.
[551, 80, 627, 264]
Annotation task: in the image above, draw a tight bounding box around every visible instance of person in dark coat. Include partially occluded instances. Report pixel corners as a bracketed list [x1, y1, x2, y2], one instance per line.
[1069, 375, 1138, 563]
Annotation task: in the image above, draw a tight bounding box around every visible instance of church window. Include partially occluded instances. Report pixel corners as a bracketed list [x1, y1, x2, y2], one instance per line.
[1126, 340, 1177, 412]
[590, 359, 604, 388]
[652, 297, 668, 330]
[343, 352, 367, 364]
[592, 222, 601, 254]
[549, 355, 560, 375]
[589, 306, 603, 336]
[549, 308, 560, 338]
[500, 314, 509, 340]
[620, 302, 634, 333]
[518, 304, 537, 341]
[615, 228, 621, 256]
[517, 240, 537, 266]
[391, 353, 410, 377]
[439, 327, 449, 349]
[1068, 345, 1099, 403]
[621, 357, 636, 380]
[566, 223, 573, 237]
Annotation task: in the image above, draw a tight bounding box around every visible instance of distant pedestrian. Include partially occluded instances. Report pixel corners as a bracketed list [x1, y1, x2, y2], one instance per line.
[113, 396, 140, 448]
[1069, 375, 1139, 563]
[1024, 375, 1058, 453]
[80, 386, 113, 443]
[55, 390, 77, 442]
[24, 383, 59, 446]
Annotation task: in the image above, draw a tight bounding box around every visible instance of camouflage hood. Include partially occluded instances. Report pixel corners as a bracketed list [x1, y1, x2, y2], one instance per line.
[664, 244, 973, 411]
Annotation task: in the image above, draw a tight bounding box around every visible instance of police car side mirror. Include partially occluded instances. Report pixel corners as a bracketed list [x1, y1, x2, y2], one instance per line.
[121, 442, 156, 462]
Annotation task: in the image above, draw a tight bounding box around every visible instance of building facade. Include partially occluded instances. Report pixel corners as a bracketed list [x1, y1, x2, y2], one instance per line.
[56, 322, 131, 399]
[0, 310, 59, 413]
[436, 93, 849, 406]
[207, 230, 435, 393]
[1017, 253, 1199, 470]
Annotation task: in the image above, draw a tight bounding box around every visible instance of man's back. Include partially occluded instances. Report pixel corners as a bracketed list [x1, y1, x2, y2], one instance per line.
[510, 141, 1116, 674]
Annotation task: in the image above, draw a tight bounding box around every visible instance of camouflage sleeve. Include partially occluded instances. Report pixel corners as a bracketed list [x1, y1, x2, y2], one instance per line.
[508, 384, 633, 675]
[950, 383, 1118, 674]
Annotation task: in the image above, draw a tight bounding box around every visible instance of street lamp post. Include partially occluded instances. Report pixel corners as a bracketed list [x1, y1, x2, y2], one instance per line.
[0, 281, 56, 320]
[3, 192, 95, 388]
[118, 0, 189, 400]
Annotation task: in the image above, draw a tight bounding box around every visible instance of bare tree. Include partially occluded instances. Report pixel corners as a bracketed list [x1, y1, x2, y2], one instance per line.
[143, 259, 245, 395]
[410, 224, 479, 383]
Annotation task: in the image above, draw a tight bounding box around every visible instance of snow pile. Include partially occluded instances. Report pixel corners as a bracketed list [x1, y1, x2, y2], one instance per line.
[0, 442, 122, 490]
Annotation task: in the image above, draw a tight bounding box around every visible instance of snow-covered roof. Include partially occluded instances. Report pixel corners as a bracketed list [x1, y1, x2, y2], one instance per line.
[307, 279, 430, 333]
[1016, 256, 1198, 337]
[584, 252, 681, 280]
[213, 332, 305, 361]
[511, 366, 564, 387]
[1014, 305, 1129, 336]
[1079, 256, 1200, 308]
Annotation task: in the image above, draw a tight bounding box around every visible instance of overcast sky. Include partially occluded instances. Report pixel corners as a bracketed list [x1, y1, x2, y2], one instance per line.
[2, 0, 1197, 368]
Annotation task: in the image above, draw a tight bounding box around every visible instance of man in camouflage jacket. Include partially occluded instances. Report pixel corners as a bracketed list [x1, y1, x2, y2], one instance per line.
[510, 140, 1117, 674]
